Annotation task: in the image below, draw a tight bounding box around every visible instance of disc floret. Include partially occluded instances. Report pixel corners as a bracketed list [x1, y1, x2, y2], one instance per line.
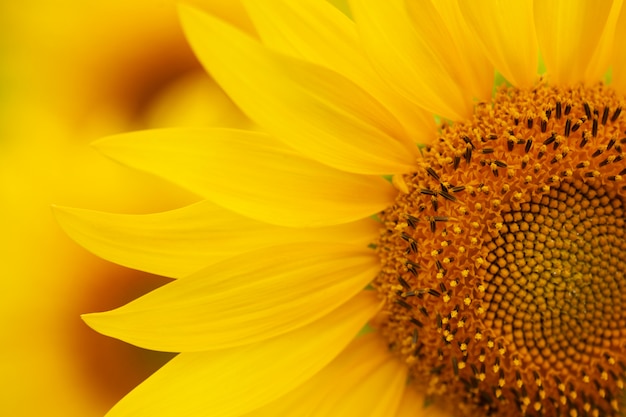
[377, 83, 626, 417]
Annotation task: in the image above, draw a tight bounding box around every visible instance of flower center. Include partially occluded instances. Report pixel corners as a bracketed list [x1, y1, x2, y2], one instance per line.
[376, 83, 626, 417]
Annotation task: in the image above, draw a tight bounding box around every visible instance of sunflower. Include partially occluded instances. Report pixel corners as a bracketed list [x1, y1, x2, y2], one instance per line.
[56, 1, 626, 416]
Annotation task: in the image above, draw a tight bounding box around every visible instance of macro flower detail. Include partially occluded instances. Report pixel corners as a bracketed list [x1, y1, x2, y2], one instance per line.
[55, 1, 626, 417]
[377, 83, 626, 416]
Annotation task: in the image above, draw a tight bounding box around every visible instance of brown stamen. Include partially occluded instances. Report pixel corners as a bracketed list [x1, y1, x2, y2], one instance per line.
[376, 82, 626, 417]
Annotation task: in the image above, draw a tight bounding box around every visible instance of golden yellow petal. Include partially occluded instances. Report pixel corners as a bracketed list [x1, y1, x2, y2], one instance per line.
[242, 333, 407, 417]
[54, 201, 380, 278]
[610, 1, 626, 93]
[92, 128, 396, 227]
[534, 0, 613, 84]
[183, 0, 257, 36]
[459, 0, 539, 88]
[405, 0, 493, 103]
[350, 0, 476, 120]
[242, 0, 436, 143]
[242, 0, 361, 69]
[102, 292, 381, 417]
[179, 4, 419, 175]
[144, 71, 251, 129]
[583, 0, 624, 82]
[82, 243, 380, 351]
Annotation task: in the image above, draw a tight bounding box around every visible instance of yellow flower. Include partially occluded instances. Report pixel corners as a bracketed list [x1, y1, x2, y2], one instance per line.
[1, 1, 247, 416]
[57, 1, 626, 416]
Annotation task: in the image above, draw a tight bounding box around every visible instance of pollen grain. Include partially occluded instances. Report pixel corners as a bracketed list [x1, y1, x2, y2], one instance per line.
[376, 83, 626, 417]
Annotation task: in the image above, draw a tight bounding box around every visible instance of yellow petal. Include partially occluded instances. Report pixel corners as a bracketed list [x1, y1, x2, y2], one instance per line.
[395, 385, 449, 417]
[534, 0, 613, 85]
[584, 0, 624, 83]
[405, 0, 493, 103]
[612, 4, 626, 93]
[243, 333, 407, 417]
[144, 71, 252, 129]
[242, 0, 362, 72]
[179, 5, 418, 175]
[92, 128, 396, 227]
[241, 0, 436, 143]
[350, 0, 473, 120]
[459, 0, 538, 88]
[102, 291, 381, 417]
[184, 0, 257, 36]
[54, 201, 379, 278]
[82, 243, 379, 351]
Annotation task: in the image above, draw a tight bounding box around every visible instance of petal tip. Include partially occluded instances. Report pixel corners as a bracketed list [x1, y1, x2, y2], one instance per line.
[80, 312, 105, 333]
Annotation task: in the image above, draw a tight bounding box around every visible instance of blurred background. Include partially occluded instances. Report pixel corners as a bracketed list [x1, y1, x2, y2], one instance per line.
[0, 1, 351, 416]
[0, 1, 249, 415]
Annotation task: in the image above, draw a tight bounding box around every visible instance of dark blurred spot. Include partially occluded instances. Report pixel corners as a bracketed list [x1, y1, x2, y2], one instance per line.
[71, 260, 175, 409]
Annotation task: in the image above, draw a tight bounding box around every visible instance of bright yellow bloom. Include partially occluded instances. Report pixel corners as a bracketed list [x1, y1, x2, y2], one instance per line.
[1, 1, 246, 416]
[57, 1, 626, 417]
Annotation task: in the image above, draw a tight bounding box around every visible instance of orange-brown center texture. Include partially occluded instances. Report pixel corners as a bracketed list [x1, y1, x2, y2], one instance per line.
[376, 82, 626, 417]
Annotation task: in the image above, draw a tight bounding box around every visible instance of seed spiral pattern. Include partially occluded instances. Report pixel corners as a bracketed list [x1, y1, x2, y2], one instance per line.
[376, 83, 626, 417]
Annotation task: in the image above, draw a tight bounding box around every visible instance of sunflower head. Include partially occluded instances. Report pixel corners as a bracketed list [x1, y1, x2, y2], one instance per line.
[55, 1, 626, 417]
[377, 82, 626, 416]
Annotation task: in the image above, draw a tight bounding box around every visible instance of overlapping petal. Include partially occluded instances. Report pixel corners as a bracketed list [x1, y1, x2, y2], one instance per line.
[350, 0, 476, 120]
[92, 128, 395, 227]
[179, 5, 418, 175]
[459, 0, 538, 88]
[242, 333, 407, 417]
[241, 0, 436, 142]
[101, 291, 381, 417]
[53, 201, 379, 278]
[241, 0, 364, 74]
[534, 0, 613, 85]
[610, 1, 626, 93]
[405, 1, 493, 103]
[82, 243, 379, 351]
[582, 0, 624, 84]
[184, 0, 257, 36]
